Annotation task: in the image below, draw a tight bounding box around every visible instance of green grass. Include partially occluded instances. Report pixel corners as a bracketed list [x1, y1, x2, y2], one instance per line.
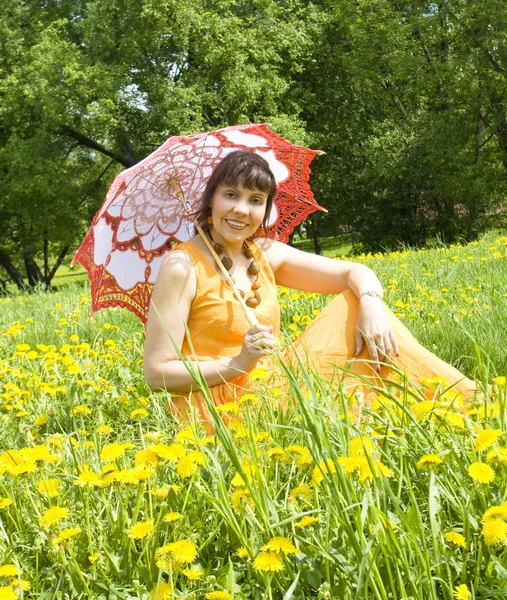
[0, 231, 506, 599]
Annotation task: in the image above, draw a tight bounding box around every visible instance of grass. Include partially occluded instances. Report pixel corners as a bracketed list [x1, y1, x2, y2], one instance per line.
[0, 232, 506, 599]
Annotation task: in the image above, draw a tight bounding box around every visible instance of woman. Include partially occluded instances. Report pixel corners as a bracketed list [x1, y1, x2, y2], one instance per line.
[144, 151, 475, 421]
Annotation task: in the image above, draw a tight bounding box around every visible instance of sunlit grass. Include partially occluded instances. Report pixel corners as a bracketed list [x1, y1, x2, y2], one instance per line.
[0, 231, 506, 598]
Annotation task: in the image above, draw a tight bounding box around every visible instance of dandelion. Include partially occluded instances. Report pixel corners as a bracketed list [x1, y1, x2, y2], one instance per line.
[96, 425, 114, 435]
[205, 593, 233, 600]
[0, 498, 13, 509]
[253, 552, 284, 572]
[296, 516, 320, 528]
[115, 469, 142, 484]
[163, 512, 183, 523]
[0, 565, 19, 577]
[236, 547, 249, 559]
[7, 461, 36, 476]
[37, 478, 63, 497]
[486, 447, 507, 464]
[176, 456, 198, 479]
[134, 449, 160, 467]
[55, 528, 81, 544]
[338, 456, 362, 474]
[261, 537, 298, 555]
[156, 539, 197, 567]
[249, 367, 268, 381]
[73, 405, 91, 415]
[476, 429, 503, 451]
[482, 519, 507, 545]
[216, 402, 240, 415]
[182, 567, 204, 580]
[39, 506, 69, 529]
[130, 408, 149, 421]
[151, 487, 169, 500]
[100, 443, 126, 462]
[444, 532, 466, 548]
[482, 503, 507, 523]
[150, 582, 173, 600]
[74, 466, 101, 488]
[128, 520, 154, 539]
[416, 454, 443, 470]
[453, 584, 471, 600]
[0, 587, 16, 600]
[468, 462, 495, 484]
[312, 458, 337, 485]
[33, 416, 48, 427]
[150, 443, 186, 462]
[88, 554, 99, 563]
[290, 483, 312, 499]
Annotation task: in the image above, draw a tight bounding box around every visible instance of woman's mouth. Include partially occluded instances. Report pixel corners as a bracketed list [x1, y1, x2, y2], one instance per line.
[225, 219, 249, 230]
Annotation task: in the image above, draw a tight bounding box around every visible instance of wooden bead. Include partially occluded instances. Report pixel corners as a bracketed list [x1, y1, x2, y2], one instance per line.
[213, 243, 223, 254]
[247, 261, 260, 275]
[239, 289, 245, 298]
[252, 280, 261, 290]
[243, 245, 254, 259]
[245, 296, 259, 308]
[222, 256, 233, 270]
[253, 293, 261, 305]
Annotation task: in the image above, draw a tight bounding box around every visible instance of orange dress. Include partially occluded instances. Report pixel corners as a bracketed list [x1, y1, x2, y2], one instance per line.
[169, 242, 476, 422]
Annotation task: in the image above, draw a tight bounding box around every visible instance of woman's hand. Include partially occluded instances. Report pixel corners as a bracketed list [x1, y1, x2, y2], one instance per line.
[235, 324, 278, 372]
[354, 297, 399, 372]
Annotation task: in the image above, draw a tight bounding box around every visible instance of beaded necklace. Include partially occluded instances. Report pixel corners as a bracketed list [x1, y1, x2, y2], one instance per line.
[204, 229, 261, 308]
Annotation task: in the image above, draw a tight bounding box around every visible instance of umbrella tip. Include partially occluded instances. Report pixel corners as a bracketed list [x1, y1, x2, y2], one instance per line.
[318, 205, 328, 214]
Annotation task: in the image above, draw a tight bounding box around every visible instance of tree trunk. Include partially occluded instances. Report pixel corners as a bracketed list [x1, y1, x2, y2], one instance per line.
[313, 227, 322, 255]
[24, 255, 44, 287]
[46, 245, 70, 285]
[0, 248, 25, 289]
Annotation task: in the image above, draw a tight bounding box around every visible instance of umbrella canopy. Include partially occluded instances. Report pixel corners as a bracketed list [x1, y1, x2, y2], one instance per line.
[73, 123, 324, 323]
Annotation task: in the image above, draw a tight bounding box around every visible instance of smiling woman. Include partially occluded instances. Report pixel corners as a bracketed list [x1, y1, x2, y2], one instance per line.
[143, 151, 476, 423]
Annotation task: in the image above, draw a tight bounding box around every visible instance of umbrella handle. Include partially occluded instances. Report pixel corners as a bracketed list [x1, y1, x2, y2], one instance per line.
[168, 180, 259, 328]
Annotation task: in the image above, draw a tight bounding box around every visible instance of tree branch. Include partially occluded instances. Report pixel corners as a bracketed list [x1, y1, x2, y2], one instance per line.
[59, 126, 136, 168]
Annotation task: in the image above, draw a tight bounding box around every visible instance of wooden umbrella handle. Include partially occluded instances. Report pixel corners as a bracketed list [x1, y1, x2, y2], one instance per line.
[169, 180, 259, 328]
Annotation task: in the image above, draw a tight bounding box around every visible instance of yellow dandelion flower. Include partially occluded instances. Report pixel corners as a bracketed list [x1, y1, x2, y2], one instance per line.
[312, 458, 337, 485]
[249, 367, 268, 381]
[268, 447, 290, 462]
[486, 447, 507, 465]
[7, 461, 36, 476]
[150, 582, 173, 600]
[151, 487, 169, 500]
[187, 450, 206, 466]
[216, 402, 240, 415]
[482, 518, 507, 545]
[182, 567, 204, 580]
[73, 405, 91, 416]
[33, 416, 48, 427]
[88, 553, 99, 563]
[296, 516, 320, 528]
[444, 532, 466, 548]
[11, 579, 30, 591]
[74, 467, 101, 488]
[156, 539, 197, 566]
[0, 587, 16, 600]
[0, 498, 12, 509]
[261, 537, 298, 555]
[287, 445, 312, 467]
[39, 506, 69, 529]
[134, 449, 160, 467]
[149, 443, 186, 462]
[231, 488, 253, 514]
[128, 520, 154, 539]
[176, 456, 198, 479]
[253, 551, 284, 572]
[100, 443, 126, 462]
[163, 512, 183, 523]
[350, 436, 374, 456]
[416, 454, 443, 470]
[37, 478, 62, 497]
[238, 392, 258, 405]
[468, 462, 495, 484]
[253, 431, 271, 443]
[205, 593, 233, 600]
[290, 483, 312, 500]
[0, 564, 19, 577]
[338, 456, 362, 474]
[115, 468, 142, 484]
[96, 425, 114, 435]
[482, 503, 507, 524]
[145, 430, 164, 442]
[453, 584, 471, 600]
[130, 408, 149, 421]
[236, 547, 249, 559]
[54, 527, 81, 544]
[476, 429, 503, 451]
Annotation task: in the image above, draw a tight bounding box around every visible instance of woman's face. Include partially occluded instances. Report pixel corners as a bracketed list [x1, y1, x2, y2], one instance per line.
[209, 182, 267, 246]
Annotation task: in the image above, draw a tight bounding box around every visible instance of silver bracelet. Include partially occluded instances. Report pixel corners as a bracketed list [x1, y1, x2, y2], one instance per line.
[358, 290, 383, 300]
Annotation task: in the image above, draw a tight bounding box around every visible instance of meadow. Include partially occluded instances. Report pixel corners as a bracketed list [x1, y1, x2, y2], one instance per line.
[0, 232, 506, 599]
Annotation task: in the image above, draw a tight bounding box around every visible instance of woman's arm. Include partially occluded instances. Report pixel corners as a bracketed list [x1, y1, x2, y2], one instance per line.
[143, 251, 276, 393]
[262, 240, 398, 370]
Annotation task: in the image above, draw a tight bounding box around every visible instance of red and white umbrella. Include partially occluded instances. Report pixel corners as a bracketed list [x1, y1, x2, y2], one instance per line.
[73, 123, 325, 323]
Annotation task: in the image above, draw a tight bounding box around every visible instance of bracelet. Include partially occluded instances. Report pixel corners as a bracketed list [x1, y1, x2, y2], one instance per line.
[359, 290, 383, 300]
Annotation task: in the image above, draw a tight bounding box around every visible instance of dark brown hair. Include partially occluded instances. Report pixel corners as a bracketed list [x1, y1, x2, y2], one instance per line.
[193, 150, 277, 233]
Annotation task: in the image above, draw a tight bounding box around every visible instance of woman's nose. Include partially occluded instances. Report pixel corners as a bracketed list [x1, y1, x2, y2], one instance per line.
[232, 200, 249, 215]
